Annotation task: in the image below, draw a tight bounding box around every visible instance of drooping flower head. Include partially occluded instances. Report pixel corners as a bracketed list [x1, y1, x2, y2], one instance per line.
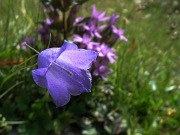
[32, 41, 98, 107]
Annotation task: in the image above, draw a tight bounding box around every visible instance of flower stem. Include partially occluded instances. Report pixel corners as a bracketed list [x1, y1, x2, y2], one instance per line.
[25, 43, 39, 54]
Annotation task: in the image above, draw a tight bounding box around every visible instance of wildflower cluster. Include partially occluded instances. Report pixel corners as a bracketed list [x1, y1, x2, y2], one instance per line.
[73, 5, 128, 80]
[21, 0, 127, 80]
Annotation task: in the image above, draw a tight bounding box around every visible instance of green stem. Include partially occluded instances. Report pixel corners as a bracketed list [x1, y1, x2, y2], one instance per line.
[0, 81, 24, 99]
[25, 43, 39, 54]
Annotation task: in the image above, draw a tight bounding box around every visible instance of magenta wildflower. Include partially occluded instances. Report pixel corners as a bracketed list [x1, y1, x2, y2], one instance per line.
[87, 42, 99, 51]
[112, 25, 128, 42]
[108, 14, 119, 26]
[74, 34, 91, 48]
[45, 18, 54, 25]
[97, 43, 118, 63]
[32, 41, 98, 107]
[91, 5, 109, 22]
[93, 60, 113, 80]
[75, 17, 84, 23]
[84, 24, 106, 38]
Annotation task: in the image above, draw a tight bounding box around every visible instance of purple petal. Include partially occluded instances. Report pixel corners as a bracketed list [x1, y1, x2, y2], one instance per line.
[47, 41, 78, 65]
[93, 60, 113, 80]
[57, 49, 98, 69]
[75, 17, 83, 23]
[84, 25, 90, 31]
[101, 74, 107, 80]
[98, 12, 110, 21]
[118, 29, 124, 35]
[45, 18, 54, 25]
[56, 60, 92, 93]
[94, 32, 102, 38]
[82, 34, 91, 44]
[120, 35, 128, 42]
[107, 52, 118, 63]
[46, 64, 71, 107]
[74, 35, 82, 42]
[59, 40, 78, 53]
[38, 41, 78, 68]
[38, 48, 60, 68]
[98, 11, 106, 19]
[46, 61, 92, 106]
[93, 69, 99, 76]
[87, 42, 99, 50]
[32, 68, 48, 88]
[112, 25, 118, 34]
[92, 5, 97, 17]
[109, 14, 119, 25]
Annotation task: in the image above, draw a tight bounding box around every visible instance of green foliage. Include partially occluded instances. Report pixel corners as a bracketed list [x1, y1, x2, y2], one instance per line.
[1, 0, 180, 135]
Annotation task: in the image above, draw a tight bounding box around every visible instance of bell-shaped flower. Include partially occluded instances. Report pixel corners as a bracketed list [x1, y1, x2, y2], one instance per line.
[32, 41, 98, 107]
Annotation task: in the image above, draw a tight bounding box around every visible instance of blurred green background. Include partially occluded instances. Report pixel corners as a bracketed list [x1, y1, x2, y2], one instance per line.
[0, 0, 180, 135]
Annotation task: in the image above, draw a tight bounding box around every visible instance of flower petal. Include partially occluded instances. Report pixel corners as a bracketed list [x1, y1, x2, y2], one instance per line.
[46, 62, 91, 107]
[32, 68, 48, 88]
[120, 35, 128, 42]
[92, 5, 97, 18]
[95, 32, 102, 38]
[56, 40, 78, 58]
[38, 48, 60, 68]
[58, 49, 98, 69]
[38, 41, 78, 68]
[61, 40, 78, 51]
[55, 60, 92, 93]
[46, 63, 71, 107]
[74, 34, 83, 42]
[84, 25, 90, 31]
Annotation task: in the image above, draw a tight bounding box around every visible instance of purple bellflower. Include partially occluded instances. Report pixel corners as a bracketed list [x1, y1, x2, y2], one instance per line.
[32, 41, 98, 107]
